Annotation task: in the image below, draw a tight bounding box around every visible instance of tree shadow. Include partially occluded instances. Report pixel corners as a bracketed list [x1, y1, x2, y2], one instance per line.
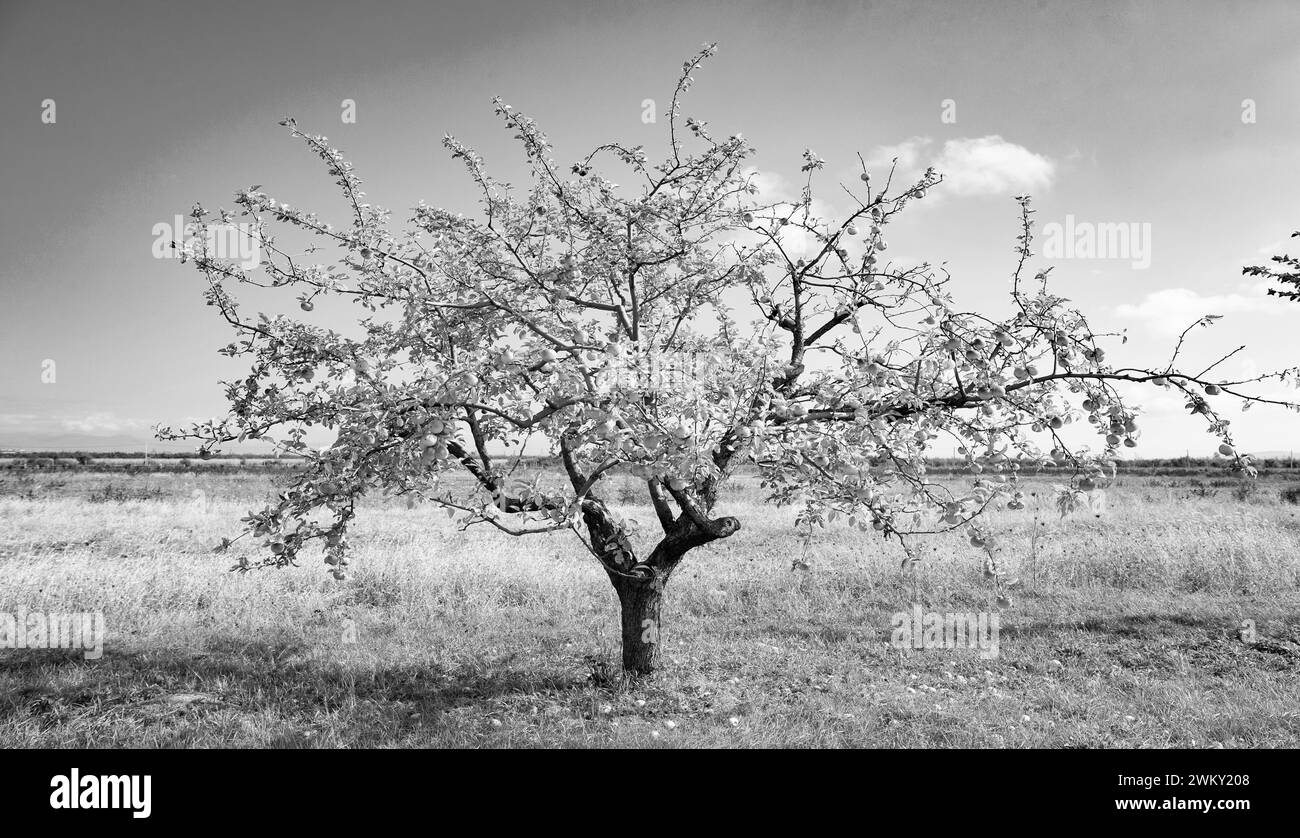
[1, 638, 594, 733]
[1002, 612, 1233, 640]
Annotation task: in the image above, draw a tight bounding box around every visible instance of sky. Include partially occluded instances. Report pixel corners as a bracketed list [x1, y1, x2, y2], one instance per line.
[1, 0, 1298, 456]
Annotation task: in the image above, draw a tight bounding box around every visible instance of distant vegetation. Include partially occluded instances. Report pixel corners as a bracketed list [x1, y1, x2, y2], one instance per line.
[2, 451, 1297, 478]
[0, 452, 303, 474]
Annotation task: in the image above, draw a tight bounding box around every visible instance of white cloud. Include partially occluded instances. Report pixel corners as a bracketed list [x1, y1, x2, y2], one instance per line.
[0, 413, 40, 428]
[744, 168, 797, 203]
[61, 412, 147, 435]
[863, 135, 1055, 198]
[931, 136, 1055, 196]
[741, 168, 842, 260]
[865, 136, 931, 171]
[1115, 285, 1281, 336]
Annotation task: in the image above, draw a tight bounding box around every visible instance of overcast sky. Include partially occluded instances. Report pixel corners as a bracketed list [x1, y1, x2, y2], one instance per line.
[1, 0, 1297, 455]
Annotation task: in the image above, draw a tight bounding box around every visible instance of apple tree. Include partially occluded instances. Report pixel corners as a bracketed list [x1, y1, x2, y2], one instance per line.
[163, 45, 1299, 675]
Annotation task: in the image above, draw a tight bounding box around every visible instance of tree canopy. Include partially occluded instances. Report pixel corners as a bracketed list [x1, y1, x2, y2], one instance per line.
[163, 44, 1299, 673]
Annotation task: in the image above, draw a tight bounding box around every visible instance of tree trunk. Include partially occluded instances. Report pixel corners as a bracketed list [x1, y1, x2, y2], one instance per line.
[614, 570, 670, 676]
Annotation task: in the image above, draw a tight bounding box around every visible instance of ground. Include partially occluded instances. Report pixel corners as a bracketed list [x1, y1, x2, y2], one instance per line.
[1, 466, 1298, 747]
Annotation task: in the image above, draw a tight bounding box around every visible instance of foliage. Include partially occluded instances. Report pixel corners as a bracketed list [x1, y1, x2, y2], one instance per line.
[1244, 231, 1300, 301]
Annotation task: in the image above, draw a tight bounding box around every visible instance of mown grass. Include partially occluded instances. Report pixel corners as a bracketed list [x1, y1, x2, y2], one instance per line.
[0, 470, 1297, 747]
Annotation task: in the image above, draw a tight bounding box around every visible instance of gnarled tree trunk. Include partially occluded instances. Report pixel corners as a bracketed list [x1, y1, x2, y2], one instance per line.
[570, 461, 740, 676]
[612, 567, 673, 675]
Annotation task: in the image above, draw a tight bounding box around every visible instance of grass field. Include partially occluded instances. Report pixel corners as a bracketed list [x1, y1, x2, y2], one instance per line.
[1, 467, 1298, 748]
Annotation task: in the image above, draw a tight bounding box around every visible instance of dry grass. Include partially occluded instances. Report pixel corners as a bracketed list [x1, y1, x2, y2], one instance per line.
[1, 469, 1298, 747]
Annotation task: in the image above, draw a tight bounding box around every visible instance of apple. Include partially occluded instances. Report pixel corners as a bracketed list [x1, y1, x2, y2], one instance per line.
[859, 172, 870, 182]
[1218, 443, 1235, 456]
[300, 300, 314, 312]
